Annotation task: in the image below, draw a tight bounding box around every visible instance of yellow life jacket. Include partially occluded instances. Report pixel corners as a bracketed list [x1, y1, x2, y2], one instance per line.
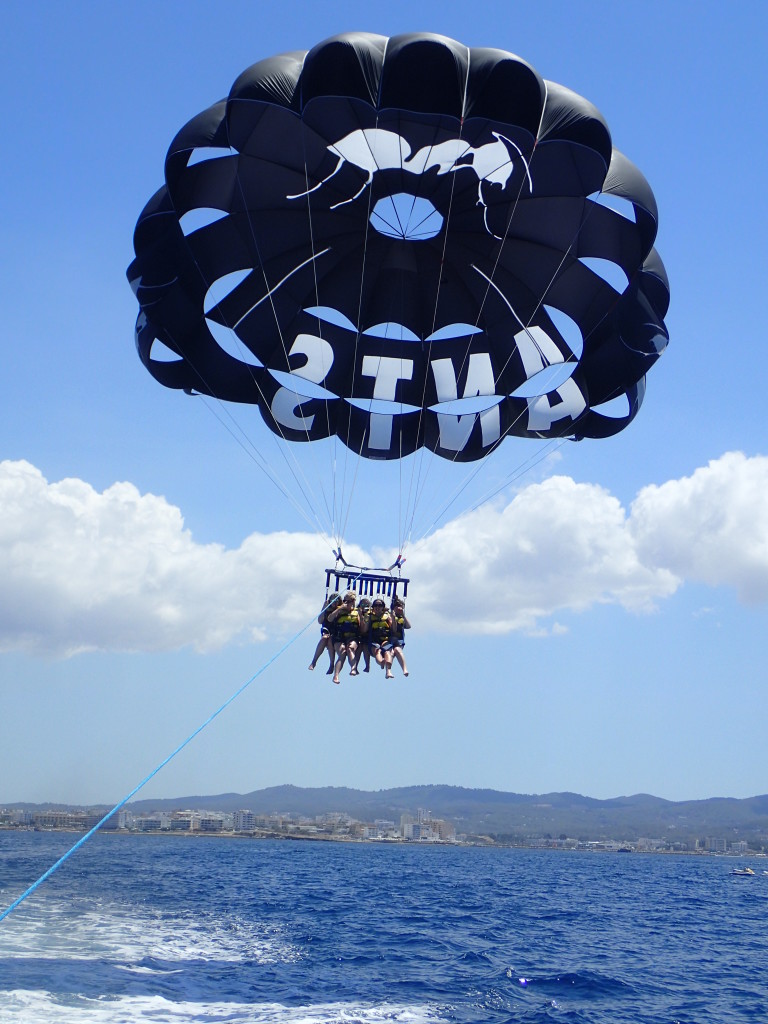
[369, 613, 392, 643]
[334, 609, 359, 640]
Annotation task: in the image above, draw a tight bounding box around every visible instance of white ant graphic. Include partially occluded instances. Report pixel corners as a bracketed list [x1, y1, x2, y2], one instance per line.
[288, 128, 533, 238]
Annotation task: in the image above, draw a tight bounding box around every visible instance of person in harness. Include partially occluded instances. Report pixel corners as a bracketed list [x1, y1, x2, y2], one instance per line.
[389, 597, 411, 678]
[354, 597, 372, 673]
[367, 598, 394, 675]
[326, 591, 365, 684]
[308, 592, 341, 673]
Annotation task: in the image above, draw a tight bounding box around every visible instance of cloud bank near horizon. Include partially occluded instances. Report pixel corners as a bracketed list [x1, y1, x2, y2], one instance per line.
[1, 452, 766, 657]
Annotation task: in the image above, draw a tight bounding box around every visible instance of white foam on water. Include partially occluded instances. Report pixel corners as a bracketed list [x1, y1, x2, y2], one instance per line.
[1, 993, 449, 1024]
[0, 896, 301, 965]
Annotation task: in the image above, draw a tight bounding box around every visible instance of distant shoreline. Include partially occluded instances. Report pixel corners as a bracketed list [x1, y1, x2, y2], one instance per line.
[3, 826, 766, 857]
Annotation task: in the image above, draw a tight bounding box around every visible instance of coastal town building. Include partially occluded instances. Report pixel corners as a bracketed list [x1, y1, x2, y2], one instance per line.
[1, 806, 764, 855]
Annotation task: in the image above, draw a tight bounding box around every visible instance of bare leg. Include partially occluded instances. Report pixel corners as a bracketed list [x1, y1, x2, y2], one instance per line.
[393, 646, 409, 677]
[326, 637, 335, 673]
[309, 635, 329, 670]
[348, 642, 360, 675]
[333, 643, 348, 684]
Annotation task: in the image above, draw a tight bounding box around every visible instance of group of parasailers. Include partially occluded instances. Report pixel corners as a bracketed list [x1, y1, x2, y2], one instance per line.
[308, 591, 411, 683]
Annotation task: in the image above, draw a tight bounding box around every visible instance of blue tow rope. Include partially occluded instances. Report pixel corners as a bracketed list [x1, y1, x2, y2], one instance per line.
[0, 615, 316, 924]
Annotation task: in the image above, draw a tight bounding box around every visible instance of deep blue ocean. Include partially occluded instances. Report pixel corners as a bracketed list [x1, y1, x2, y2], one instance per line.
[0, 831, 766, 1023]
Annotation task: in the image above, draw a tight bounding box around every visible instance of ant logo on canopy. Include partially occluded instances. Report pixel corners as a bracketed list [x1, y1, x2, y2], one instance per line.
[288, 128, 534, 239]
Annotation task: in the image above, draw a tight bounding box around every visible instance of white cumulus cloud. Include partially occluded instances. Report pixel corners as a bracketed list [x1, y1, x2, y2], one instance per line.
[0, 460, 332, 656]
[411, 475, 679, 635]
[629, 451, 768, 604]
[2, 452, 768, 657]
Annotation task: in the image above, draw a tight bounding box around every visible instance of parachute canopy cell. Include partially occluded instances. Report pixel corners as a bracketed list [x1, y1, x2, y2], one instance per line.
[127, 32, 669, 462]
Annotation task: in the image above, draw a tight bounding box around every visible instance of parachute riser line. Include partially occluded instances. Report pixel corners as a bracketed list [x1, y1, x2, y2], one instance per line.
[332, 546, 405, 572]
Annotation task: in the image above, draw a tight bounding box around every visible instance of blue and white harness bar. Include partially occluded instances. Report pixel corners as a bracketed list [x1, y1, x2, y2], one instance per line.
[324, 549, 409, 602]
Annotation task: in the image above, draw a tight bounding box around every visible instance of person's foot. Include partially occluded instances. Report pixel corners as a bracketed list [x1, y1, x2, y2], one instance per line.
[404, 671, 409, 677]
[308, 663, 316, 671]
[333, 677, 340, 684]
[350, 669, 359, 676]
[363, 666, 370, 673]
[386, 671, 394, 679]
[326, 666, 334, 675]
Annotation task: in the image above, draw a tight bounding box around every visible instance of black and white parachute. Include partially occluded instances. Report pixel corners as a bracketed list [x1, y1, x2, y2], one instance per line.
[128, 32, 669, 463]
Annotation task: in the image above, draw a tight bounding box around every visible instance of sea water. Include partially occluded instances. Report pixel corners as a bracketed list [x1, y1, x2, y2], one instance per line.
[0, 831, 766, 1023]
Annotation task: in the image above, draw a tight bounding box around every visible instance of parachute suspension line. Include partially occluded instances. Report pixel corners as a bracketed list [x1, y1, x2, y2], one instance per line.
[405, 127, 546, 543]
[526, 199, 603, 333]
[407, 144, 607, 546]
[491, 128, 644, 406]
[297, 110, 343, 544]
[467, 98, 545, 353]
[465, 433, 572, 519]
[410, 131, 600, 544]
[425, 163, 533, 517]
[400, 101, 473, 559]
[424, 163, 618, 534]
[480, 142, 606, 388]
[410, 158, 611, 542]
[403, 341, 578, 547]
[336, 40, 393, 527]
[338, 162, 375, 541]
[400, 46, 533, 555]
[196, 394, 334, 543]
[455, 129, 583, 506]
[335, 36, 419, 561]
[214, 133, 342, 537]
[402, 103, 582, 549]
[339, 425, 369, 549]
[412, 435, 569, 544]
[401, 404, 444, 550]
[526, 197, 629, 362]
[470, 81, 556, 368]
[163, 142, 336, 542]
[492, 81, 602, 345]
[400, 164, 477, 550]
[387, 119, 424, 555]
[487, 196, 623, 416]
[159, 315, 334, 545]
[176, 323, 333, 543]
[404, 400, 535, 546]
[474, 82, 554, 325]
[0, 610, 321, 925]
[483, 434, 568, 498]
[334, 95, 393, 549]
[409, 268, 603, 541]
[228, 165, 340, 535]
[398, 423, 405, 556]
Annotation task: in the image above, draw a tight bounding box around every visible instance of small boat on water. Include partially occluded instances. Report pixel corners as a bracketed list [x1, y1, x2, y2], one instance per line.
[731, 867, 756, 876]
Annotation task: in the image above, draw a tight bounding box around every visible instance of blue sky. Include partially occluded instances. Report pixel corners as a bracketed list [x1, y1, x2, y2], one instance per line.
[2, 1, 767, 807]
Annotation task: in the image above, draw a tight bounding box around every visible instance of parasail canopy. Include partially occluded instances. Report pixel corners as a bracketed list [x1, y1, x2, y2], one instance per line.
[128, 32, 669, 470]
